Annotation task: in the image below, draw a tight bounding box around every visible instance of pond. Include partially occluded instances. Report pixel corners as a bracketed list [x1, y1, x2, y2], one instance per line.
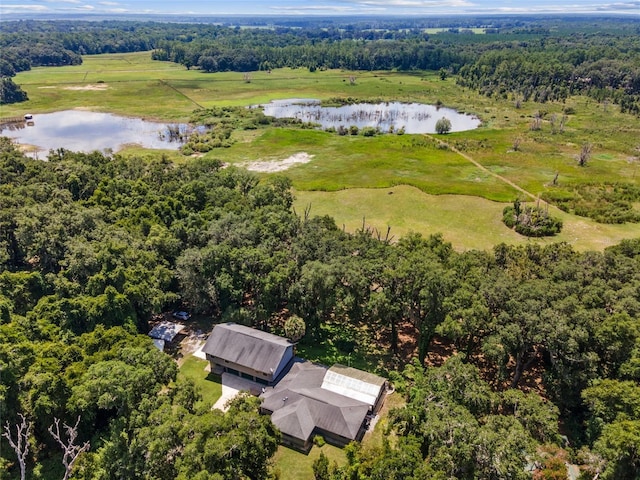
[0, 110, 193, 158]
[259, 99, 481, 134]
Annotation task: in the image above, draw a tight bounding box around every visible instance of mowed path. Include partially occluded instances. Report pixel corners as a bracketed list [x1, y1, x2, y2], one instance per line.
[430, 135, 539, 202]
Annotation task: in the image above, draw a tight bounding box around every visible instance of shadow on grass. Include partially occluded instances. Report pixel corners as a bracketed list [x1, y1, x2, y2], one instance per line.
[178, 355, 222, 405]
[272, 443, 347, 480]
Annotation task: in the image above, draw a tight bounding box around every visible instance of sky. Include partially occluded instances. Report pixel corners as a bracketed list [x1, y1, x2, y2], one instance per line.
[1, 0, 639, 17]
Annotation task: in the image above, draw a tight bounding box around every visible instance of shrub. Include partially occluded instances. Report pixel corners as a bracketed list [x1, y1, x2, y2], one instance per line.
[284, 315, 306, 342]
[542, 183, 640, 224]
[503, 200, 562, 237]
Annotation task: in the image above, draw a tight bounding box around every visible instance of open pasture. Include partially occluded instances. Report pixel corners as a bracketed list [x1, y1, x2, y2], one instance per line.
[292, 186, 640, 252]
[6, 51, 640, 251]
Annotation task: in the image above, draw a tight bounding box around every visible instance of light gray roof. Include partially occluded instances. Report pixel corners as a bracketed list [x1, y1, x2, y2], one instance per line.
[261, 362, 371, 442]
[148, 321, 185, 342]
[321, 364, 386, 406]
[202, 323, 292, 375]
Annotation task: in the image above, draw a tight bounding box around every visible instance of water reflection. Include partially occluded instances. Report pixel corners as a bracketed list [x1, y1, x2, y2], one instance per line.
[260, 99, 481, 134]
[0, 110, 192, 157]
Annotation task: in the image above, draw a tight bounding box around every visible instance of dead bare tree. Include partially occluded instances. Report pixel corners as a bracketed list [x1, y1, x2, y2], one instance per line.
[514, 96, 522, 109]
[2, 414, 30, 480]
[559, 114, 567, 133]
[349, 75, 356, 86]
[530, 114, 542, 131]
[512, 136, 522, 151]
[578, 142, 593, 167]
[49, 417, 90, 480]
[549, 113, 558, 133]
[243, 72, 252, 83]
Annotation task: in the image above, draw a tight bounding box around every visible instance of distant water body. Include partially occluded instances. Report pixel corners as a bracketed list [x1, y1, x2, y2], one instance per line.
[259, 99, 481, 133]
[0, 110, 190, 158]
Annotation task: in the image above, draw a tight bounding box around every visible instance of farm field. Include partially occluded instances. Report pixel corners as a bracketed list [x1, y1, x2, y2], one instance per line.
[5, 51, 640, 251]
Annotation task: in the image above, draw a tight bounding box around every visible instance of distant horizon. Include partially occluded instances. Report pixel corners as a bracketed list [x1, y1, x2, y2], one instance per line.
[1, 0, 639, 18]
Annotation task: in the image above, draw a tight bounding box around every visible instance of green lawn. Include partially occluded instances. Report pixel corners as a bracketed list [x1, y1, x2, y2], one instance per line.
[177, 355, 222, 407]
[272, 443, 347, 480]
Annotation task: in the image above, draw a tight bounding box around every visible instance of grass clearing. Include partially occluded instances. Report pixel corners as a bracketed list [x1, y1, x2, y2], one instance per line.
[362, 392, 406, 450]
[207, 129, 519, 201]
[272, 443, 347, 480]
[293, 186, 640, 252]
[178, 355, 222, 407]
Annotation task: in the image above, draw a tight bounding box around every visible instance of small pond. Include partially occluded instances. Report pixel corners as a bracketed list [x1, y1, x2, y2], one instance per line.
[259, 99, 481, 134]
[0, 110, 193, 157]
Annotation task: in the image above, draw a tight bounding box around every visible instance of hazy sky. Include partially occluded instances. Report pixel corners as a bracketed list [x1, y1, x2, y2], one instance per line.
[1, 0, 639, 16]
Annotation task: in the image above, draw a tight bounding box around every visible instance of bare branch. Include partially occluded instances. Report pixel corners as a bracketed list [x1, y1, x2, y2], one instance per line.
[578, 142, 593, 167]
[48, 416, 90, 480]
[2, 414, 30, 480]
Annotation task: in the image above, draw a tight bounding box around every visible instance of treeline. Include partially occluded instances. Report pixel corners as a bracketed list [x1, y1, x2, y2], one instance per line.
[0, 20, 174, 74]
[150, 20, 640, 115]
[152, 24, 640, 115]
[3, 17, 640, 112]
[151, 32, 469, 72]
[0, 20, 190, 104]
[1, 138, 639, 478]
[456, 36, 640, 115]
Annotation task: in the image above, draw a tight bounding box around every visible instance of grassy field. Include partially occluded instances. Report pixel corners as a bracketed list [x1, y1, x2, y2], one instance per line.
[177, 355, 222, 407]
[5, 51, 640, 251]
[293, 186, 640, 252]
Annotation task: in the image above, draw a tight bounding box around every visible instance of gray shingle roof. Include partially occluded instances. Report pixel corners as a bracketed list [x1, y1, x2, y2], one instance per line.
[261, 362, 372, 442]
[202, 323, 292, 375]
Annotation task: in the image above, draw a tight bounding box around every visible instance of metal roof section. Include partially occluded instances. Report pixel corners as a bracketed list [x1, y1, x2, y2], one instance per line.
[321, 364, 387, 406]
[148, 321, 186, 342]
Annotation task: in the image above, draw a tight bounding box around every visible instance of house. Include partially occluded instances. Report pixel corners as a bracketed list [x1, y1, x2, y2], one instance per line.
[148, 321, 186, 351]
[201, 323, 295, 385]
[202, 323, 388, 451]
[260, 361, 387, 452]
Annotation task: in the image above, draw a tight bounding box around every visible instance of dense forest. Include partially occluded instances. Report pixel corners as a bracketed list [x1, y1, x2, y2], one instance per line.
[2, 18, 639, 114]
[2, 15, 640, 480]
[1, 134, 639, 478]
